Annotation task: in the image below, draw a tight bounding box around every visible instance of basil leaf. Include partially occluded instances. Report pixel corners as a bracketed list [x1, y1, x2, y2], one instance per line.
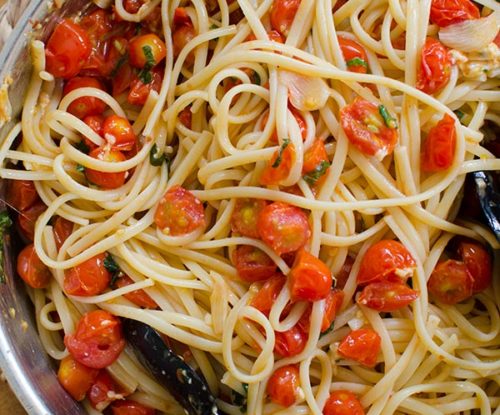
[110, 54, 128, 77]
[346, 57, 368, 68]
[378, 105, 397, 129]
[251, 71, 261, 85]
[76, 164, 85, 173]
[104, 254, 122, 287]
[150, 144, 166, 166]
[0, 211, 13, 283]
[75, 141, 90, 154]
[138, 45, 156, 84]
[303, 160, 330, 185]
[272, 138, 290, 168]
[231, 383, 248, 413]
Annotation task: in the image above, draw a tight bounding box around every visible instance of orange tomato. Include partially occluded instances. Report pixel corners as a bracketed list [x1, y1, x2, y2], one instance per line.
[267, 365, 300, 407]
[250, 274, 287, 315]
[102, 115, 136, 151]
[421, 114, 456, 172]
[337, 328, 381, 367]
[58, 355, 98, 401]
[298, 289, 344, 333]
[260, 142, 296, 185]
[115, 275, 158, 309]
[357, 281, 419, 312]
[85, 147, 128, 190]
[231, 198, 268, 238]
[323, 390, 365, 415]
[303, 139, 329, 174]
[338, 36, 368, 74]
[129, 34, 166, 68]
[416, 38, 451, 95]
[270, 0, 302, 36]
[16, 244, 51, 289]
[289, 249, 332, 301]
[261, 107, 307, 144]
[427, 259, 474, 304]
[63, 253, 111, 297]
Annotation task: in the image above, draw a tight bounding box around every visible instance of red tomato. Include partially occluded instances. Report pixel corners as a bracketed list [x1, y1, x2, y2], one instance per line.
[231, 198, 268, 238]
[115, 275, 158, 309]
[335, 256, 354, 290]
[85, 147, 127, 190]
[337, 329, 381, 367]
[430, 0, 480, 27]
[173, 8, 196, 64]
[53, 216, 74, 251]
[260, 142, 296, 186]
[261, 107, 307, 144]
[65, 310, 125, 369]
[58, 355, 98, 401]
[6, 180, 39, 212]
[428, 259, 474, 304]
[257, 202, 311, 255]
[111, 400, 156, 415]
[274, 325, 307, 357]
[248, 29, 285, 43]
[357, 240, 416, 285]
[178, 106, 192, 128]
[270, 0, 302, 36]
[299, 289, 344, 333]
[16, 244, 51, 289]
[494, 32, 500, 48]
[129, 34, 166, 68]
[233, 245, 277, 282]
[18, 201, 46, 241]
[250, 274, 287, 315]
[338, 36, 368, 74]
[122, 0, 143, 14]
[45, 19, 92, 79]
[340, 98, 398, 159]
[154, 186, 205, 236]
[289, 249, 332, 301]
[421, 114, 456, 172]
[303, 139, 329, 174]
[323, 390, 365, 415]
[88, 371, 120, 411]
[357, 281, 419, 312]
[128, 66, 163, 106]
[333, 0, 348, 12]
[102, 115, 136, 151]
[267, 365, 300, 407]
[113, 62, 136, 97]
[417, 38, 451, 95]
[83, 115, 105, 150]
[63, 77, 107, 120]
[63, 253, 111, 297]
[457, 240, 492, 293]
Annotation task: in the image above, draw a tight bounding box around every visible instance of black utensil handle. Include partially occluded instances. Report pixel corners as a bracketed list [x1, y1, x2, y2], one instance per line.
[472, 171, 500, 242]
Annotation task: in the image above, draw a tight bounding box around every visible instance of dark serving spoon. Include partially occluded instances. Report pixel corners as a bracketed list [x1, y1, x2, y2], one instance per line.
[471, 170, 500, 241]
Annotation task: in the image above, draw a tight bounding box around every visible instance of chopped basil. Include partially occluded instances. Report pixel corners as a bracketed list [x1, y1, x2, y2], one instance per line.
[75, 141, 90, 154]
[110, 54, 128, 77]
[209, 23, 218, 30]
[231, 383, 248, 413]
[138, 45, 156, 84]
[150, 144, 167, 166]
[104, 254, 121, 286]
[0, 211, 12, 283]
[251, 71, 261, 85]
[454, 110, 466, 125]
[303, 160, 330, 185]
[76, 164, 85, 173]
[272, 138, 290, 168]
[378, 105, 397, 129]
[346, 57, 368, 69]
[321, 321, 335, 337]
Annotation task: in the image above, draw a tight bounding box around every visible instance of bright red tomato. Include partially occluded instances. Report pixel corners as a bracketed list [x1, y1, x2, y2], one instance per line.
[335, 256, 354, 290]
[357, 240, 416, 285]
[115, 275, 158, 309]
[233, 245, 278, 282]
[430, 0, 480, 27]
[357, 281, 419, 312]
[270, 0, 301, 36]
[299, 289, 344, 333]
[45, 19, 92, 79]
[338, 36, 368, 74]
[63, 253, 111, 297]
[63, 77, 107, 120]
[65, 310, 125, 369]
[18, 201, 46, 241]
[178, 106, 192, 128]
[303, 139, 329, 175]
[337, 328, 381, 367]
[231, 198, 268, 238]
[257, 202, 311, 255]
[260, 142, 296, 185]
[323, 390, 365, 415]
[53, 216, 74, 251]
[102, 115, 136, 151]
[111, 400, 156, 415]
[267, 365, 300, 407]
[261, 107, 307, 144]
[289, 249, 332, 301]
[128, 66, 163, 105]
[88, 371, 121, 411]
[250, 274, 287, 315]
[129, 34, 166, 68]
[112, 62, 135, 97]
[427, 259, 474, 304]
[457, 240, 492, 294]
[16, 244, 51, 289]
[58, 355, 98, 401]
[85, 147, 127, 190]
[274, 325, 307, 357]
[83, 115, 105, 150]
[154, 186, 205, 236]
[417, 38, 451, 95]
[340, 98, 398, 159]
[6, 180, 39, 212]
[421, 114, 456, 172]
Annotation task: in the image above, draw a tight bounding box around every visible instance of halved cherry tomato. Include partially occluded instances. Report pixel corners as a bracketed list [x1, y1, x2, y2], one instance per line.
[83, 115, 105, 150]
[323, 390, 365, 415]
[122, 0, 143, 14]
[261, 107, 307, 144]
[45, 19, 92, 79]
[416, 38, 451, 95]
[129, 34, 166, 68]
[58, 355, 98, 401]
[427, 259, 474, 304]
[65, 310, 125, 369]
[421, 113, 456, 172]
[85, 147, 127, 190]
[231, 198, 268, 238]
[115, 275, 158, 309]
[357, 281, 419, 312]
[257, 202, 311, 255]
[154, 186, 205, 236]
[16, 244, 51, 288]
[6, 180, 39, 212]
[64, 253, 111, 297]
[18, 201, 46, 241]
[303, 139, 329, 174]
[267, 365, 300, 407]
[298, 289, 344, 333]
[457, 239, 492, 293]
[289, 248, 332, 301]
[357, 240, 416, 285]
[270, 0, 301, 36]
[111, 400, 156, 415]
[233, 245, 277, 282]
[335, 256, 354, 289]
[337, 328, 381, 367]
[430, 0, 480, 27]
[274, 325, 307, 357]
[128, 66, 163, 106]
[88, 371, 121, 411]
[53, 216, 74, 251]
[250, 274, 287, 315]
[173, 8, 196, 64]
[63, 77, 107, 120]
[102, 115, 136, 151]
[338, 36, 368, 74]
[340, 98, 398, 159]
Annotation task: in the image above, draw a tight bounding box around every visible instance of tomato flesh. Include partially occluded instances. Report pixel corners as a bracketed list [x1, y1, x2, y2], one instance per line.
[267, 365, 300, 407]
[233, 245, 277, 282]
[289, 249, 332, 301]
[63, 77, 107, 120]
[338, 36, 368, 74]
[299, 289, 344, 333]
[260, 142, 296, 185]
[17, 244, 51, 289]
[58, 355, 98, 401]
[357, 281, 419, 312]
[129, 34, 166, 68]
[102, 115, 136, 151]
[428, 259, 474, 304]
[63, 253, 111, 297]
[250, 274, 287, 316]
[430, 0, 480, 27]
[115, 275, 158, 309]
[111, 400, 156, 415]
[173, 8, 196, 64]
[417, 38, 451, 95]
[323, 390, 365, 415]
[457, 240, 492, 294]
[231, 198, 268, 238]
[274, 325, 307, 357]
[6, 180, 39, 212]
[302, 139, 329, 177]
[337, 328, 381, 367]
[128, 66, 163, 105]
[83, 115, 105, 150]
[85, 147, 128, 190]
[88, 370, 121, 411]
[270, 0, 302, 36]
[421, 113, 456, 172]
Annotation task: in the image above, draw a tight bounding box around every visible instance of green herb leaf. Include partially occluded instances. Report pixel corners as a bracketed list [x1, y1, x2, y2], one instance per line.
[231, 383, 248, 413]
[209, 23, 218, 30]
[76, 164, 85, 173]
[303, 160, 330, 185]
[138, 68, 153, 84]
[138, 45, 156, 84]
[75, 141, 90, 154]
[378, 105, 397, 129]
[104, 254, 122, 287]
[454, 109, 466, 125]
[0, 211, 12, 284]
[272, 138, 290, 168]
[320, 321, 335, 337]
[251, 71, 261, 85]
[110, 54, 128, 77]
[346, 57, 368, 69]
[150, 144, 167, 166]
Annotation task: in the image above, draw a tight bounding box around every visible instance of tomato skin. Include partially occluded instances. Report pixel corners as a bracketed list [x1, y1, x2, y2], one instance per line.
[154, 186, 205, 236]
[274, 325, 307, 357]
[6, 180, 40, 212]
[102, 115, 136, 151]
[58, 355, 99, 401]
[172, 8, 196, 64]
[85, 147, 127, 190]
[250, 274, 287, 315]
[178, 106, 192, 128]
[115, 275, 158, 309]
[53, 216, 74, 251]
[113, 62, 136, 97]
[457, 240, 492, 293]
[262, 107, 307, 144]
[428, 259, 474, 305]
[430, 0, 480, 27]
[337, 329, 381, 367]
[83, 115, 105, 150]
[270, 0, 301, 36]
[128, 66, 163, 105]
[357, 240, 416, 285]
[417, 38, 451, 95]
[16, 244, 51, 288]
[289, 249, 332, 302]
[299, 289, 344, 333]
[63, 253, 111, 297]
[340, 98, 398, 159]
[18, 201, 46, 242]
[421, 114, 456, 172]
[233, 245, 278, 282]
[357, 281, 419, 312]
[111, 400, 156, 415]
[338, 36, 368, 74]
[88, 371, 120, 411]
[335, 256, 354, 290]
[303, 139, 329, 174]
[45, 19, 92, 79]
[267, 365, 300, 407]
[129, 34, 166, 68]
[257, 202, 311, 256]
[260, 142, 296, 185]
[231, 198, 268, 238]
[63, 77, 107, 120]
[65, 310, 126, 369]
[323, 390, 365, 415]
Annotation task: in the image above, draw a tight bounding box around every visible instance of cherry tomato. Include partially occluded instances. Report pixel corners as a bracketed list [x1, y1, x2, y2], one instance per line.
[250, 274, 287, 315]
[260, 142, 296, 185]
[340, 98, 398, 159]
[302, 139, 330, 185]
[85, 147, 127, 190]
[337, 328, 381, 367]
[88, 371, 120, 411]
[6, 180, 39, 212]
[357, 281, 419, 312]
[267, 365, 300, 407]
[233, 245, 277, 282]
[173, 8, 196, 64]
[154, 186, 205, 236]
[323, 390, 365, 415]
[58, 355, 98, 401]
[113, 62, 136, 97]
[261, 107, 307, 144]
[416, 38, 451, 95]
[102, 115, 136, 151]
[18, 201, 46, 242]
[231, 198, 268, 238]
[83, 115, 105, 150]
[16, 244, 51, 289]
[333, 0, 348, 12]
[122, 0, 143, 14]
[289, 249, 332, 301]
[111, 400, 156, 415]
[178, 106, 192, 128]
[357, 240, 416, 285]
[270, 0, 301, 36]
[338, 36, 368, 74]
[335, 256, 354, 290]
[299, 289, 344, 333]
[274, 325, 307, 357]
[128, 66, 163, 106]
[257, 202, 311, 255]
[63, 77, 107, 120]
[430, 0, 480, 27]
[115, 275, 158, 309]
[129, 34, 166, 68]
[457, 240, 492, 293]
[427, 259, 474, 304]
[53, 216, 74, 251]
[65, 310, 125, 369]
[63, 253, 111, 297]
[45, 19, 92, 79]
[421, 113, 456, 172]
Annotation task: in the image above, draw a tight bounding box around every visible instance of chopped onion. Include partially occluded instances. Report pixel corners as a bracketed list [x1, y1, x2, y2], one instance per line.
[279, 70, 329, 111]
[439, 12, 499, 52]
